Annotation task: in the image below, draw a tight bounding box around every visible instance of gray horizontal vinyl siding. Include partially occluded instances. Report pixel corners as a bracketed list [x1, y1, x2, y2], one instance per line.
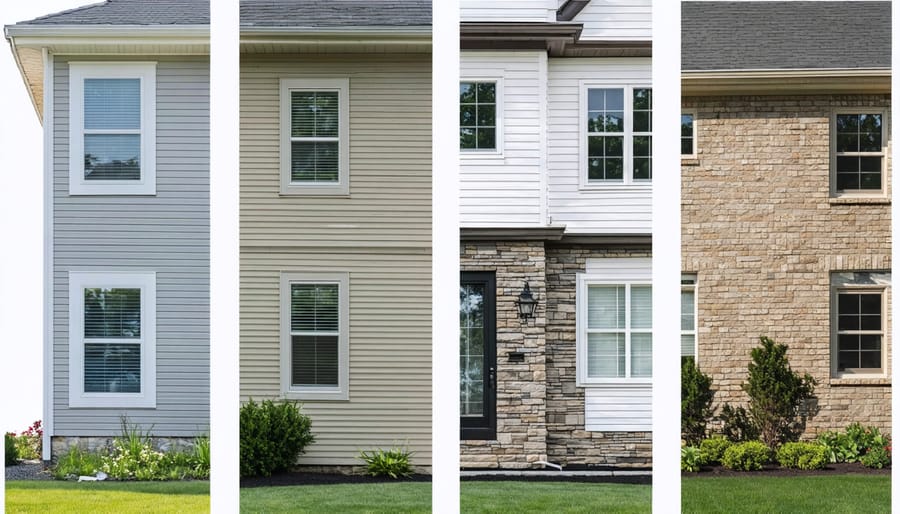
[240, 54, 432, 466]
[53, 56, 210, 436]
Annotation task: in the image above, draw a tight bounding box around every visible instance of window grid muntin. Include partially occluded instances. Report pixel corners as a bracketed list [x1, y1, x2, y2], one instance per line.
[289, 89, 341, 184]
[460, 81, 497, 151]
[289, 282, 341, 387]
[835, 288, 884, 373]
[82, 77, 143, 181]
[833, 111, 885, 193]
[681, 275, 697, 359]
[632, 88, 652, 180]
[585, 283, 652, 379]
[81, 286, 144, 394]
[585, 85, 653, 184]
[681, 112, 696, 156]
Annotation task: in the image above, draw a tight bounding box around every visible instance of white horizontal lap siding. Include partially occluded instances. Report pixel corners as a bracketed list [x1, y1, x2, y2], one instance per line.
[460, 51, 545, 227]
[240, 54, 431, 248]
[572, 0, 651, 41]
[53, 57, 210, 436]
[239, 250, 432, 466]
[585, 385, 651, 432]
[547, 58, 651, 234]
[460, 0, 557, 21]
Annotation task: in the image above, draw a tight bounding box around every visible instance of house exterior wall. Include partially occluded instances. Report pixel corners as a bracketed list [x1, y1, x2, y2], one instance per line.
[460, 0, 557, 22]
[51, 56, 210, 438]
[460, 51, 546, 227]
[571, 0, 651, 41]
[682, 93, 892, 436]
[547, 57, 652, 234]
[239, 53, 432, 466]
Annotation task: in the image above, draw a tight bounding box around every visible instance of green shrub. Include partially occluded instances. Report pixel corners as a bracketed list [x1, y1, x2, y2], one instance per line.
[721, 441, 771, 471]
[860, 444, 891, 469]
[699, 436, 733, 466]
[681, 357, 715, 446]
[681, 446, 703, 472]
[359, 446, 414, 479]
[5, 433, 19, 466]
[743, 336, 816, 449]
[240, 399, 315, 477]
[52, 446, 103, 479]
[192, 435, 211, 478]
[12, 421, 42, 460]
[816, 430, 852, 463]
[775, 442, 828, 470]
[817, 423, 891, 464]
[716, 404, 760, 442]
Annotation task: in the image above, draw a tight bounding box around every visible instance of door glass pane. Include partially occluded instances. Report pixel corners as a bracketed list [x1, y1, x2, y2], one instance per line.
[460, 283, 485, 416]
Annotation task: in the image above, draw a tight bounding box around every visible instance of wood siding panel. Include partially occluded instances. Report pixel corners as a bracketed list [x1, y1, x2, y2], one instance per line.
[460, 51, 545, 227]
[585, 385, 651, 431]
[547, 57, 651, 234]
[53, 57, 210, 436]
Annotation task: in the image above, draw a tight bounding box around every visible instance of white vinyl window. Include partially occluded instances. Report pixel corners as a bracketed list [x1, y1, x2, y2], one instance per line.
[832, 110, 887, 196]
[581, 84, 652, 187]
[280, 78, 350, 196]
[831, 271, 890, 377]
[459, 80, 501, 154]
[280, 272, 350, 400]
[68, 271, 156, 408]
[681, 274, 697, 359]
[69, 62, 156, 195]
[681, 111, 697, 157]
[577, 273, 652, 384]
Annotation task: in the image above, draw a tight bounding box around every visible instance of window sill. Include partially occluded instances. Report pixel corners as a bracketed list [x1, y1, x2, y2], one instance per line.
[830, 377, 891, 386]
[578, 183, 652, 193]
[460, 150, 504, 160]
[283, 390, 349, 401]
[681, 157, 700, 166]
[828, 196, 891, 205]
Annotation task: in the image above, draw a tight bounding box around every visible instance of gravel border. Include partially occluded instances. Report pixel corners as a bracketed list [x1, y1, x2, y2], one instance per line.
[6, 460, 54, 481]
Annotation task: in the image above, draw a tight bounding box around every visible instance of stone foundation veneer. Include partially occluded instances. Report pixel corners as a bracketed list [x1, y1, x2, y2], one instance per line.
[50, 435, 200, 462]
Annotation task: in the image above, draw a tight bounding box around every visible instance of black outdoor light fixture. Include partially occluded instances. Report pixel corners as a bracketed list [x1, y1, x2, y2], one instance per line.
[515, 282, 538, 320]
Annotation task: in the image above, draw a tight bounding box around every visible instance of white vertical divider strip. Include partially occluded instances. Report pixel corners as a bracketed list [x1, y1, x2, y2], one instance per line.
[891, 1, 897, 506]
[210, 0, 239, 512]
[42, 47, 54, 463]
[433, 0, 460, 512]
[651, 0, 680, 510]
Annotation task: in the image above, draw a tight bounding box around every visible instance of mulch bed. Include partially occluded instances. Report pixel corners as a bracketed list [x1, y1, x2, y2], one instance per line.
[684, 462, 890, 477]
[240, 472, 431, 488]
[460, 474, 651, 485]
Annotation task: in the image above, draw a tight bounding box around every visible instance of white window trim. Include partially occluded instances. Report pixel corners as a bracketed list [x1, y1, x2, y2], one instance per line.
[279, 78, 350, 196]
[280, 272, 350, 400]
[69, 62, 156, 196]
[578, 82, 652, 191]
[459, 77, 504, 159]
[681, 274, 698, 360]
[68, 271, 156, 408]
[830, 108, 889, 198]
[681, 110, 697, 158]
[576, 273, 652, 386]
[831, 284, 888, 378]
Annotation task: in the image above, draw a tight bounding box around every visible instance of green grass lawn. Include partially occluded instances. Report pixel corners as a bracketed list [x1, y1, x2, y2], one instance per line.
[5, 480, 209, 514]
[240, 481, 650, 514]
[682, 475, 890, 513]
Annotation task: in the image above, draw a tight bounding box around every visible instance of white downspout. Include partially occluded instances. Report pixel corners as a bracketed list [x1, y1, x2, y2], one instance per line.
[41, 47, 54, 462]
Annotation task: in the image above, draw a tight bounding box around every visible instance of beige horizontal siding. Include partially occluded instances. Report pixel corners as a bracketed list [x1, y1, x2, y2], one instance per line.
[240, 54, 432, 467]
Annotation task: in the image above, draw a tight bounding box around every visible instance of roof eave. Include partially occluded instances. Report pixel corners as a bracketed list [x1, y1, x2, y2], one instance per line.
[682, 68, 891, 95]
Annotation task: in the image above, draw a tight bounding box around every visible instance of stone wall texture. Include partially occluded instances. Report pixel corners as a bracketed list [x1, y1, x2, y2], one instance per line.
[682, 94, 892, 436]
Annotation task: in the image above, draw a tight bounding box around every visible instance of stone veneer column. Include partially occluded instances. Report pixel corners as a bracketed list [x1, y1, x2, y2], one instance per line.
[460, 241, 548, 468]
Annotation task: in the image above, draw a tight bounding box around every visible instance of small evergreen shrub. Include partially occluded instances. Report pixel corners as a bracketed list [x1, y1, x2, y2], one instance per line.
[5, 433, 19, 466]
[775, 442, 828, 470]
[721, 441, 771, 471]
[743, 336, 816, 449]
[359, 446, 414, 479]
[240, 399, 314, 477]
[681, 446, 703, 472]
[699, 436, 733, 466]
[716, 404, 760, 442]
[860, 444, 891, 469]
[681, 357, 715, 446]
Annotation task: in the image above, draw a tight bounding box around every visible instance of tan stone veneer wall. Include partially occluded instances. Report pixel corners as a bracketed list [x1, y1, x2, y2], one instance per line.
[682, 94, 892, 436]
[460, 241, 548, 468]
[545, 245, 653, 467]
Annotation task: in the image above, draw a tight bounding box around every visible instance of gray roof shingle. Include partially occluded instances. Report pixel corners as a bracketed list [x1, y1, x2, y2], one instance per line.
[682, 1, 890, 71]
[240, 0, 431, 28]
[18, 0, 209, 25]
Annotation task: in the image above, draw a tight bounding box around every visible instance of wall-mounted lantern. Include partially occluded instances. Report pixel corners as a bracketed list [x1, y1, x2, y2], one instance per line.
[515, 282, 538, 320]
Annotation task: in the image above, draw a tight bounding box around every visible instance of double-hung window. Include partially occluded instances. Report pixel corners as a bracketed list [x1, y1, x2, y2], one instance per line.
[681, 274, 697, 361]
[681, 112, 696, 157]
[68, 272, 156, 408]
[459, 80, 499, 152]
[583, 85, 652, 186]
[577, 263, 652, 384]
[69, 62, 156, 195]
[280, 272, 349, 400]
[280, 78, 350, 195]
[832, 272, 890, 377]
[832, 111, 886, 196]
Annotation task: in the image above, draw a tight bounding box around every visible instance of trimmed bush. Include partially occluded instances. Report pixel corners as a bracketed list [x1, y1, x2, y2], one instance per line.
[775, 442, 828, 470]
[681, 446, 703, 472]
[359, 446, 414, 479]
[5, 433, 19, 466]
[699, 436, 733, 466]
[240, 399, 314, 477]
[743, 336, 816, 449]
[682, 357, 715, 446]
[860, 445, 891, 469]
[721, 441, 771, 471]
[717, 404, 760, 443]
